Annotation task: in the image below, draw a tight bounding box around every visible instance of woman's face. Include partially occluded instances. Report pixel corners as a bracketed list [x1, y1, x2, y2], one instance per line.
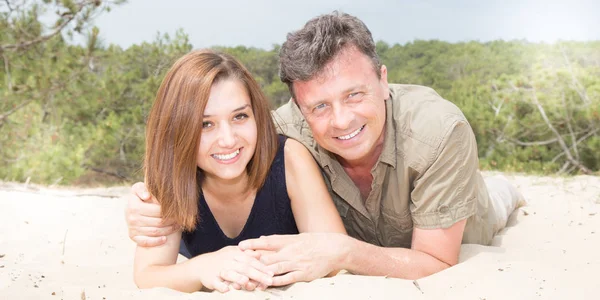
[196, 78, 257, 183]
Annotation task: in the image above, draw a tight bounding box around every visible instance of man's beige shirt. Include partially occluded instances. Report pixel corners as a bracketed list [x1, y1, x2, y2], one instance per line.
[274, 84, 494, 247]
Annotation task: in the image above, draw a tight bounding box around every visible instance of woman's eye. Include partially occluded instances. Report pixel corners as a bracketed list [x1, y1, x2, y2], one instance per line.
[234, 113, 248, 121]
[202, 121, 213, 128]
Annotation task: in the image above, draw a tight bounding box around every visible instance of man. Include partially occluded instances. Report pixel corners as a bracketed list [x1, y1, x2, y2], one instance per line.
[125, 11, 523, 285]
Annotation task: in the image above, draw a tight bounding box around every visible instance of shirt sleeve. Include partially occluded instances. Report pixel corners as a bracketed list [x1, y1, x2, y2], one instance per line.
[410, 120, 480, 229]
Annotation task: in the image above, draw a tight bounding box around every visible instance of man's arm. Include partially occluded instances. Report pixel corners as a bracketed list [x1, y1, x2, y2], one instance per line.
[239, 219, 465, 285]
[339, 219, 466, 280]
[124, 182, 176, 247]
[351, 119, 481, 279]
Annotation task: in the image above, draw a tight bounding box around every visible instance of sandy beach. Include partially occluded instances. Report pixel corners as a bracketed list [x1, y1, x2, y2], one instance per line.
[1, 172, 599, 299]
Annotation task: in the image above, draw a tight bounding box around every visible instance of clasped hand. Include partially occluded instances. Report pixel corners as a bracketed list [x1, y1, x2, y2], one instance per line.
[198, 246, 274, 293]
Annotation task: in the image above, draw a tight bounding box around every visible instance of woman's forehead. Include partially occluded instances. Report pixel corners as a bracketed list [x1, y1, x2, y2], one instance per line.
[204, 79, 251, 116]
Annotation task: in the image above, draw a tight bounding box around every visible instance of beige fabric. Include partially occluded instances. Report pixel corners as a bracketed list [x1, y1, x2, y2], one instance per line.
[273, 84, 497, 246]
[484, 175, 527, 235]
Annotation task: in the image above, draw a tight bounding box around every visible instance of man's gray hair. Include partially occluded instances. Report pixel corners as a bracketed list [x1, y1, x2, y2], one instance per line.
[279, 11, 381, 99]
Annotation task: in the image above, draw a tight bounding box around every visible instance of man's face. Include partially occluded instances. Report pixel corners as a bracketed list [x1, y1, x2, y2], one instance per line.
[293, 46, 389, 165]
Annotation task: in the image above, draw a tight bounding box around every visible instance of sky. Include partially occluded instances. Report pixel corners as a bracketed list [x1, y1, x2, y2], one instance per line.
[90, 0, 600, 50]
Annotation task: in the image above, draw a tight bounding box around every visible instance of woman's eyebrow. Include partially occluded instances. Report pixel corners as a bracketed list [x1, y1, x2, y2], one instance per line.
[203, 104, 250, 118]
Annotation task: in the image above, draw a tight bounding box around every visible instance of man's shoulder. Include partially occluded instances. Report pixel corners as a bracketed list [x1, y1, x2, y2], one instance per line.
[273, 100, 304, 134]
[388, 84, 469, 148]
[272, 100, 319, 155]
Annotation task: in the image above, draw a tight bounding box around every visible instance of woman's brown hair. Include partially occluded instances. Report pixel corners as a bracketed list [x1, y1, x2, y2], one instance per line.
[144, 49, 278, 231]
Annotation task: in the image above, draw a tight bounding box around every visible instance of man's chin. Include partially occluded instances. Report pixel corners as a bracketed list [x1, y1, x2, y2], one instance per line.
[332, 149, 369, 164]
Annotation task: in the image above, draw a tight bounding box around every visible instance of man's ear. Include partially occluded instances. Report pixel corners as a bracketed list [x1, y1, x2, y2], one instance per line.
[380, 64, 389, 92]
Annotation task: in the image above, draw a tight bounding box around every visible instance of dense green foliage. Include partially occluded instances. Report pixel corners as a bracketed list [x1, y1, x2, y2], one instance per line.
[1, 1, 599, 185]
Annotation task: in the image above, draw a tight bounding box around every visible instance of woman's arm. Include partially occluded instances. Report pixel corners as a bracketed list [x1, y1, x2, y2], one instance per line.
[134, 230, 273, 293]
[133, 229, 207, 292]
[284, 138, 346, 235]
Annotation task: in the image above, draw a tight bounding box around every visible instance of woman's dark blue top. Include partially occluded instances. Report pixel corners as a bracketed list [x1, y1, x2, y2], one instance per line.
[180, 135, 298, 258]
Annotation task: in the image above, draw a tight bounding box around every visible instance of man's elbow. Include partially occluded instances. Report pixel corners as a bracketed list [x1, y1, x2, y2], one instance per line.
[410, 260, 453, 280]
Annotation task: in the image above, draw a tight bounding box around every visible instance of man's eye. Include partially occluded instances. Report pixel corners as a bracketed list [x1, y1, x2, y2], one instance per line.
[348, 92, 363, 99]
[314, 103, 327, 110]
[202, 121, 213, 128]
[347, 92, 365, 103]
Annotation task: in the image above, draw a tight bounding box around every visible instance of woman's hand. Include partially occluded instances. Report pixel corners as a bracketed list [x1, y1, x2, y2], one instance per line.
[198, 246, 274, 293]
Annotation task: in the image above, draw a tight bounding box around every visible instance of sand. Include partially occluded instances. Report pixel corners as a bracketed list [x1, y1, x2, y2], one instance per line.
[1, 172, 599, 299]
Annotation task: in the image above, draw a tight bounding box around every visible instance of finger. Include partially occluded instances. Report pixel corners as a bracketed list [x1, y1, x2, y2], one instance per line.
[128, 213, 169, 228]
[128, 201, 163, 219]
[233, 264, 273, 287]
[243, 249, 261, 259]
[244, 280, 258, 291]
[132, 224, 176, 237]
[131, 182, 153, 202]
[234, 253, 274, 276]
[265, 261, 296, 276]
[255, 249, 276, 257]
[131, 235, 166, 247]
[220, 270, 249, 287]
[238, 235, 287, 251]
[230, 282, 242, 290]
[233, 256, 274, 285]
[211, 278, 230, 293]
[256, 283, 268, 291]
[259, 250, 290, 266]
[271, 271, 302, 287]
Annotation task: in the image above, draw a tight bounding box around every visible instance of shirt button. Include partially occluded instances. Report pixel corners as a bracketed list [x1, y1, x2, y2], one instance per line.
[439, 205, 450, 214]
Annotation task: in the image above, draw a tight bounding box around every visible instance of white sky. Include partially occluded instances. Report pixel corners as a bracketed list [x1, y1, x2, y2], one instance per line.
[91, 0, 600, 49]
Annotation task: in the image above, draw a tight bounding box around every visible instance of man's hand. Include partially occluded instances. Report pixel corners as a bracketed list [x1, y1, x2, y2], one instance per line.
[124, 182, 177, 247]
[238, 233, 349, 286]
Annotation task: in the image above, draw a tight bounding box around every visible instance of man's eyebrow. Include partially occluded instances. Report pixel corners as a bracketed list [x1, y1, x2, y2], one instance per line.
[304, 85, 365, 106]
[203, 104, 250, 118]
[342, 85, 365, 95]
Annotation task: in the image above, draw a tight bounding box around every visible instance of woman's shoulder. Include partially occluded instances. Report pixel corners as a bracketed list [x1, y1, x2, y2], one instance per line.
[283, 137, 308, 155]
[282, 137, 315, 170]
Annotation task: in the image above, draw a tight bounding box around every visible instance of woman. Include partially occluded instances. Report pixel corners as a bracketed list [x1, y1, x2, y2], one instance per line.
[134, 49, 345, 293]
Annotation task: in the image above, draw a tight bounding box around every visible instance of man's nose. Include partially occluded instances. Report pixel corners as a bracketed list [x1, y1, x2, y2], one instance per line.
[331, 103, 352, 130]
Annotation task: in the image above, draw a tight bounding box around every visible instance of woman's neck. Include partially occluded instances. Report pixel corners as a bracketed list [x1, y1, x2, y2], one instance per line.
[201, 172, 253, 203]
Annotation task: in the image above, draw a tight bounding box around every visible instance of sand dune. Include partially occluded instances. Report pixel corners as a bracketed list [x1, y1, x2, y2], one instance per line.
[1, 173, 599, 299]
